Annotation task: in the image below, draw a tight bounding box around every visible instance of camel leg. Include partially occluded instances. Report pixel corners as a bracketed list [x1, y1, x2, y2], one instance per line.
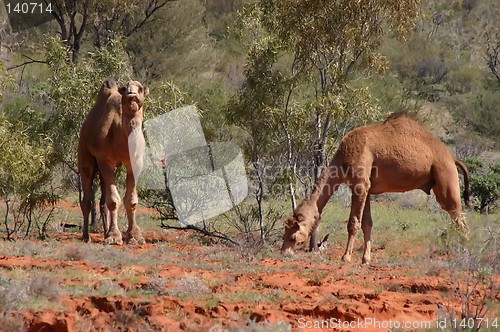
[79, 146, 96, 243]
[309, 225, 319, 252]
[433, 165, 468, 233]
[342, 180, 370, 263]
[124, 167, 144, 245]
[98, 172, 109, 236]
[98, 161, 123, 245]
[89, 186, 98, 233]
[361, 196, 373, 264]
[80, 169, 95, 243]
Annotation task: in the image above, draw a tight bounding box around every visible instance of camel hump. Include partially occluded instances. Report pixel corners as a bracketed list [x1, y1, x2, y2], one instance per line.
[94, 78, 121, 108]
[103, 77, 118, 90]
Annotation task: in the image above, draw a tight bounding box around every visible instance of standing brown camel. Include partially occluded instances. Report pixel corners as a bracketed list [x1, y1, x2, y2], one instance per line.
[78, 78, 149, 244]
[281, 112, 470, 264]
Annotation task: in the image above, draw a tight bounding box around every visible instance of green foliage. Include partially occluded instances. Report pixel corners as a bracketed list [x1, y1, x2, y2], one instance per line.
[125, 0, 218, 81]
[258, 0, 421, 91]
[447, 89, 500, 146]
[0, 117, 51, 199]
[0, 114, 58, 240]
[42, 36, 132, 168]
[0, 62, 17, 97]
[464, 158, 500, 213]
[145, 81, 190, 120]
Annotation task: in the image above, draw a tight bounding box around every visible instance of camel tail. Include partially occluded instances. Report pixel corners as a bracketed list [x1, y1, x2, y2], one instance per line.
[455, 159, 471, 209]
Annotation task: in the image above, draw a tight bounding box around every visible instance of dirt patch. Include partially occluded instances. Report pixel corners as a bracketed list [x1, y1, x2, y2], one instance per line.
[1, 230, 498, 331]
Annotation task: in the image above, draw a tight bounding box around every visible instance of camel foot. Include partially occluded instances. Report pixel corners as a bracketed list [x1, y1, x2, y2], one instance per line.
[126, 229, 145, 245]
[341, 254, 351, 263]
[104, 229, 123, 245]
[361, 258, 371, 265]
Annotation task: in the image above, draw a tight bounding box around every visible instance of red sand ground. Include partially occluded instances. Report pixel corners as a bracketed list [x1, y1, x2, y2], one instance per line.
[1, 226, 498, 331]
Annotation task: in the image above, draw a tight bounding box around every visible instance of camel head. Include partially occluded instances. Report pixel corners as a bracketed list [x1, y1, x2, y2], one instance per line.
[120, 80, 149, 115]
[281, 205, 319, 254]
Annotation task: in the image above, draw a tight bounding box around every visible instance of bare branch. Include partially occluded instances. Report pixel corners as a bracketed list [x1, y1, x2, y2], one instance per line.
[485, 31, 500, 84]
[125, 0, 175, 37]
[7, 54, 47, 70]
[160, 221, 239, 246]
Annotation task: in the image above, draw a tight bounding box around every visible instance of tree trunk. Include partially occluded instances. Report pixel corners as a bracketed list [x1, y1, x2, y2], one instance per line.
[253, 160, 266, 242]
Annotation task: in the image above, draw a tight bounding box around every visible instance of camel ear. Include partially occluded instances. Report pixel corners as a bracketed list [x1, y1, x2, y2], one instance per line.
[143, 86, 149, 96]
[104, 77, 116, 89]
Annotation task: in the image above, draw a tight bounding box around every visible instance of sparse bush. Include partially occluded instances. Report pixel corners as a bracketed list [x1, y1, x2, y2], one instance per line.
[0, 314, 25, 332]
[95, 279, 125, 297]
[396, 191, 427, 210]
[28, 274, 60, 301]
[448, 90, 500, 147]
[74, 314, 94, 332]
[145, 276, 170, 296]
[169, 275, 209, 298]
[437, 219, 499, 330]
[454, 136, 489, 159]
[0, 280, 28, 311]
[64, 245, 87, 261]
[447, 66, 483, 95]
[464, 158, 500, 214]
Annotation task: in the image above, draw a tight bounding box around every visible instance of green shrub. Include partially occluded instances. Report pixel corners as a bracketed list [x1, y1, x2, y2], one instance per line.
[464, 158, 500, 214]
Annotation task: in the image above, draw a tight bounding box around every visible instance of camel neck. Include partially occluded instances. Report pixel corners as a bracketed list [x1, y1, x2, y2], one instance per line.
[309, 161, 342, 214]
[121, 111, 143, 135]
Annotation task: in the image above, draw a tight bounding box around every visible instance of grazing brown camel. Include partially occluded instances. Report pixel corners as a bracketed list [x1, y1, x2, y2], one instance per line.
[281, 112, 471, 264]
[78, 78, 149, 244]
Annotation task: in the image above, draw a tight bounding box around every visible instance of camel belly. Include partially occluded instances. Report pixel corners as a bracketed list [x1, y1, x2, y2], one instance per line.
[368, 161, 433, 195]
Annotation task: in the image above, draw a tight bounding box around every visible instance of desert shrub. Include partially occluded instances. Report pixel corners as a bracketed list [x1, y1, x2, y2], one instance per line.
[454, 135, 490, 159]
[64, 245, 87, 261]
[223, 199, 285, 247]
[28, 274, 61, 301]
[395, 191, 427, 210]
[433, 214, 499, 330]
[0, 115, 57, 240]
[95, 279, 125, 297]
[0, 279, 27, 311]
[365, 74, 406, 114]
[446, 65, 484, 94]
[145, 276, 170, 296]
[464, 158, 500, 214]
[448, 89, 500, 147]
[169, 275, 209, 298]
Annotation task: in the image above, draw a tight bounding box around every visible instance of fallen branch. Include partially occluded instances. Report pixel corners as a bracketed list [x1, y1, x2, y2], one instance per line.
[160, 221, 239, 246]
